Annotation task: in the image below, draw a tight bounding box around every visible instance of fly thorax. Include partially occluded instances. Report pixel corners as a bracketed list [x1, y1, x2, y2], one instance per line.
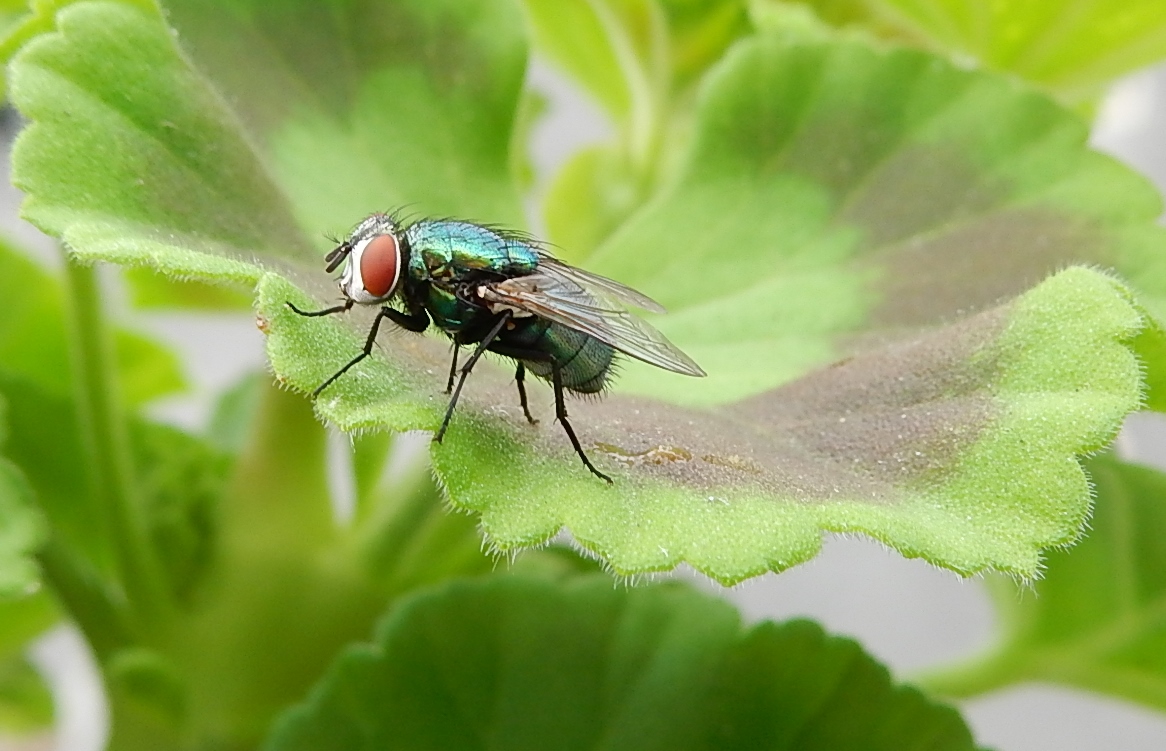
[421, 249, 453, 280]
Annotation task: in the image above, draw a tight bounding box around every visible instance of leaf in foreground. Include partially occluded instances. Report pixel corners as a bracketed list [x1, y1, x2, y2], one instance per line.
[266, 576, 978, 751]
[263, 266, 1154, 583]
[920, 453, 1166, 712]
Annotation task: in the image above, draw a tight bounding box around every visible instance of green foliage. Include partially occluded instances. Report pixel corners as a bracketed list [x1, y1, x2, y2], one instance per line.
[0, 456, 43, 600]
[0, 654, 53, 732]
[265, 267, 1157, 582]
[162, 0, 530, 232]
[1, 0, 1166, 748]
[266, 576, 978, 751]
[921, 453, 1166, 711]
[771, 0, 1166, 105]
[0, 593, 57, 733]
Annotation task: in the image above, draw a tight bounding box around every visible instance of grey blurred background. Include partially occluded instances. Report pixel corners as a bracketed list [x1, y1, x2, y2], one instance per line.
[3, 55, 1166, 751]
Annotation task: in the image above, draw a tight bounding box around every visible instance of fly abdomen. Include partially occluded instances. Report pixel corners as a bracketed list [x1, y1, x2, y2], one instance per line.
[500, 319, 614, 394]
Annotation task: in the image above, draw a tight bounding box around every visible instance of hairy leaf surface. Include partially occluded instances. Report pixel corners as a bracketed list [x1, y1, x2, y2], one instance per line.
[921, 453, 1166, 711]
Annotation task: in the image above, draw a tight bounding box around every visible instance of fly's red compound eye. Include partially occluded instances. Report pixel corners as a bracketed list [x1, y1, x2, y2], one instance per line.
[358, 233, 401, 298]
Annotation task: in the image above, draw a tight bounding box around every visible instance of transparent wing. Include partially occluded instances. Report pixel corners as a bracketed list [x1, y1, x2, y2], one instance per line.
[480, 267, 706, 378]
[535, 251, 666, 314]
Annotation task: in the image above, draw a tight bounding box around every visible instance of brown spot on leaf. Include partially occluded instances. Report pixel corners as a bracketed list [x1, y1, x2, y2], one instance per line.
[452, 299, 1008, 501]
[594, 443, 693, 466]
[869, 209, 1107, 327]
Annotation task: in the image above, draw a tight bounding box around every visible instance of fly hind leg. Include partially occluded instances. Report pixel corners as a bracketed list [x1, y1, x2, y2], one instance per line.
[488, 344, 611, 484]
[515, 363, 538, 425]
[445, 343, 460, 394]
[550, 361, 612, 484]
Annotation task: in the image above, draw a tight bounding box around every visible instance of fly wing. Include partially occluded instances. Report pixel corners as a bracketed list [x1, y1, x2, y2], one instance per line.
[535, 251, 666, 314]
[480, 269, 706, 377]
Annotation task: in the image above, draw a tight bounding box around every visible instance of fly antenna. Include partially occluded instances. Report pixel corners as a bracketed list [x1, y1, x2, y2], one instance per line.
[324, 243, 351, 273]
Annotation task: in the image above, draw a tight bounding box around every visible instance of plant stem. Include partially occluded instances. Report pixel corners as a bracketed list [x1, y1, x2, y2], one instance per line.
[911, 647, 1023, 699]
[63, 258, 168, 627]
[38, 541, 133, 658]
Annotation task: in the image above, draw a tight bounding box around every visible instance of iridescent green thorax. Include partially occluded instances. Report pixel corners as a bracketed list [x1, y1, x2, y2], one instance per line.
[402, 220, 541, 335]
[404, 220, 539, 284]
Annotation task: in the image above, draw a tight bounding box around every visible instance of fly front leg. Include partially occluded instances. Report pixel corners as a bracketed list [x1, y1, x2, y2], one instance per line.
[435, 313, 512, 443]
[309, 306, 430, 397]
[286, 299, 354, 317]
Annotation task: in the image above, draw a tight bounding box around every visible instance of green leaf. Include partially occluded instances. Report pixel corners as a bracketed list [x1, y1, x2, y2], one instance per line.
[528, 0, 752, 256]
[132, 421, 229, 604]
[521, 0, 660, 127]
[264, 266, 1152, 583]
[0, 592, 58, 733]
[775, 0, 1166, 104]
[522, 0, 750, 125]
[883, 0, 1166, 104]
[543, 144, 643, 265]
[123, 266, 252, 311]
[0, 654, 53, 733]
[10, 4, 1166, 583]
[160, 0, 529, 231]
[919, 453, 1166, 711]
[0, 234, 185, 406]
[0, 370, 225, 604]
[587, 33, 1166, 406]
[265, 576, 979, 751]
[0, 456, 45, 600]
[11, 1, 314, 280]
[206, 371, 264, 454]
[0, 593, 58, 658]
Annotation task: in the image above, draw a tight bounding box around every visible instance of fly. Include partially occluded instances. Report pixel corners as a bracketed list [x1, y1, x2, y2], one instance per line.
[287, 213, 706, 483]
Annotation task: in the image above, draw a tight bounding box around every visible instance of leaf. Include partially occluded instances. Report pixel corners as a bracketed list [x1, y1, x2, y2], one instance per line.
[0, 234, 185, 406]
[0, 456, 44, 600]
[0, 592, 58, 734]
[10, 4, 1166, 583]
[868, 0, 1166, 104]
[123, 266, 252, 311]
[0, 654, 53, 732]
[522, 0, 750, 125]
[521, 0, 661, 126]
[919, 453, 1166, 712]
[265, 576, 979, 751]
[11, 1, 314, 281]
[542, 144, 643, 264]
[160, 0, 529, 231]
[131, 421, 229, 604]
[206, 371, 264, 454]
[0, 370, 225, 602]
[528, 0, 752, 256]
[586, 33, 1166, 406]
[264, 266, 1154, 583]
